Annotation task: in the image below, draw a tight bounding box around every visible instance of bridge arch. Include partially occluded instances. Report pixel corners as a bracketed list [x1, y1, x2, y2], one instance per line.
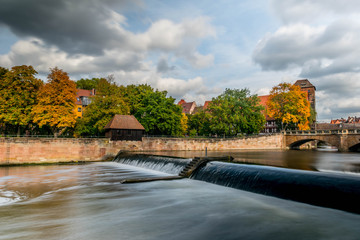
[288, 139, 336, 150]
[285, 134, 340, 151]
[349, 143, 360, 152]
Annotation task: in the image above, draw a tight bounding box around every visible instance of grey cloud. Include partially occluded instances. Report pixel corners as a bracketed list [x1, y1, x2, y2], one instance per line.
[0, 0, 132, 55]
[156, 58, 175, 73]
[253, 20, 360, 76]
[311, 73, 360, 120]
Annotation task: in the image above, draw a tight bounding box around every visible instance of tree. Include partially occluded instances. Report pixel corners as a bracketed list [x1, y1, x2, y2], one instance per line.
[75, 77, 129, 136]
[208, 88, 265, 135]
[132, 89, 183, 136]
[76, 78, 101, 90]
[267, 82, 311, 130]
[0, 67, 9, 78]
[123, 84, 154, 114]
[180, 113, 188, 135]
[32, 67, 77, 137]
[187, 109, 211, 136]
[0, 65, 43, 136]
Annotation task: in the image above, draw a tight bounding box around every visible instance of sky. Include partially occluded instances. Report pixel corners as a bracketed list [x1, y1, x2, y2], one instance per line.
[1, 0, 360, 121]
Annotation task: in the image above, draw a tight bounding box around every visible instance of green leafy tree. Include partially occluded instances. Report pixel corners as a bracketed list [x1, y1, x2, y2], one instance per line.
[123, 84, 154, 114]
[32, 67, 77, 137]
[187, 109, 211, 136]
[267, 83, 311, 130]
[76, 78, 101, 90]
[132, 89, 183, 136]
[208, 88, 265, 135]
[0, 67, 9, 78]
[0, 65, 43, 136]
[75, 77, 129, 136]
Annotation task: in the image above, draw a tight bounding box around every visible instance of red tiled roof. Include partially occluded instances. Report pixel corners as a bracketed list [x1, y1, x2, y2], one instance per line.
[77, 89, 92, 97]
[177, 99, 186, 106]
[104, 115, 145, 130]
[203, 101, 212, 110]
[258, 95, 269, 107]
[181, 102, 196, 114]
[76, 89, 94, 105]
[258, 95, 274, 121]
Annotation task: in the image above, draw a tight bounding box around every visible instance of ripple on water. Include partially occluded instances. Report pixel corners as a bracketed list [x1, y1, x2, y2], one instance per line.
[0, 190, 26, 206]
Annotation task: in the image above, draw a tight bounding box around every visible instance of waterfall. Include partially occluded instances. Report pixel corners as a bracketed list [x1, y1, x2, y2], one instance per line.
[113, 154, 191, 175]
[191, 161, 360, 214]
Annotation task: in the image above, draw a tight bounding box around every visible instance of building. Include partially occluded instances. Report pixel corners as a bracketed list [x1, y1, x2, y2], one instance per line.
[75, 89, 95, 118]
[258, 95, 277, 133]
[104, 115, 145, 141]
[177, 99, 197, 114]
[294, 79, 316, 112]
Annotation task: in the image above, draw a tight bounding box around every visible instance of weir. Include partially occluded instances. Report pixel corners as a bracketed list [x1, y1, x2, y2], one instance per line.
[114, 153, 360, 214]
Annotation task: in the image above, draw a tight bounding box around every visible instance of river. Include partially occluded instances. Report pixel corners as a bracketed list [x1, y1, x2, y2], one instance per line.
[0, 150, 360, 240]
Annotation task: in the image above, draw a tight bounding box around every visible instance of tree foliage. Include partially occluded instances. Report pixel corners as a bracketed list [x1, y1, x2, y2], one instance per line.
[123, 84, 154, 115]
[32, 67, 77, 136]
[75, 78, 129, 136]
[128, 87, 183, 136]
[267, 82, 311, 130]
[187, 109, 211, 136]
[76, 78, 101, 90]
[207, 88, 265, 135]
[0, 65, 43, 135]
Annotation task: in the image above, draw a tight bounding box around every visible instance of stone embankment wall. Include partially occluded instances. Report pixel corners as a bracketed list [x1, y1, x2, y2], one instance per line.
[0, 138, 114, 165]
[0, 134, 284, 165]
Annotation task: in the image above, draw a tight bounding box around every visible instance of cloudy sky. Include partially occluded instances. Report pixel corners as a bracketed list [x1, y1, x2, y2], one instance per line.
[1, 0, 360, 121]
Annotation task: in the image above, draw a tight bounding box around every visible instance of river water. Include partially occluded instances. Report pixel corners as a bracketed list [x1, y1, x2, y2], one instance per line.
[0, 150, 360, 240]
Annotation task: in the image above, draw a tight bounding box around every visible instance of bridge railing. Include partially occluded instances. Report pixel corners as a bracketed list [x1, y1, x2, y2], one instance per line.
[284, 129, 360, 135]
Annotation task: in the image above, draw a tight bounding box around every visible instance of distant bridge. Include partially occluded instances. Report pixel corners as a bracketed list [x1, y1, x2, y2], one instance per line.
[284, 129, 360, 152]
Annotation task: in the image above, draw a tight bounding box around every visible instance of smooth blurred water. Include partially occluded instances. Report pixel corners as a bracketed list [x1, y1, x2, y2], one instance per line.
[0, 161, 360, 240]
[140, 150, 360, 174]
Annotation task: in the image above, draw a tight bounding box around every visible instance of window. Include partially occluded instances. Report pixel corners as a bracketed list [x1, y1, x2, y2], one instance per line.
[78, 107, 82, 112]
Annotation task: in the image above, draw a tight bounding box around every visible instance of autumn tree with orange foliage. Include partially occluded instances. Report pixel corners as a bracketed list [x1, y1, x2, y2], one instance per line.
[32, 67, 77, 137]
[267, 82, 311, 130]
[0, 65, 43, 136]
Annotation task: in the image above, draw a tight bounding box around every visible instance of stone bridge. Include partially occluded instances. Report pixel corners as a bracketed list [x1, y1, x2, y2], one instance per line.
[284, 129, 360, 152]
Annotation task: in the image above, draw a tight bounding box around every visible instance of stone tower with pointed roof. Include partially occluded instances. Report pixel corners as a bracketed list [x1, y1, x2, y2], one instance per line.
[294, 79, 316, 112]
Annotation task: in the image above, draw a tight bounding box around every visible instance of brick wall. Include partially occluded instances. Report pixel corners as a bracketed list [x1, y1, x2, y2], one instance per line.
[0, 134, 284, 165]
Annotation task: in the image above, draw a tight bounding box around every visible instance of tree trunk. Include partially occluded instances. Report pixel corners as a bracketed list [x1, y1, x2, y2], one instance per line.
[17, 126, 21, 137]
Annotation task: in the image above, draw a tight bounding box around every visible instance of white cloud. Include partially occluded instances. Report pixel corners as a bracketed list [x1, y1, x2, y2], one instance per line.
[271, 0, 360, 24]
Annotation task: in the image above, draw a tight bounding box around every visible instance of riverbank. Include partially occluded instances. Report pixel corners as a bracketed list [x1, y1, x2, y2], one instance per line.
[0, 134, 284, 165]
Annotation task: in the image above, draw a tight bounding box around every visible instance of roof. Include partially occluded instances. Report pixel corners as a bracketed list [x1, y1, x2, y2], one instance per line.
[181, 102, 196, 114]
[76, 89, 95, 105]
[294, 79, 316, 90]
[258, 95, 275, 121]
[77, 89, 92, 97]
[104, 115, 145, 130]
[177, 99, 186, 106]
[203, 101, 212, 110]
[258, 95, 269, 106]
